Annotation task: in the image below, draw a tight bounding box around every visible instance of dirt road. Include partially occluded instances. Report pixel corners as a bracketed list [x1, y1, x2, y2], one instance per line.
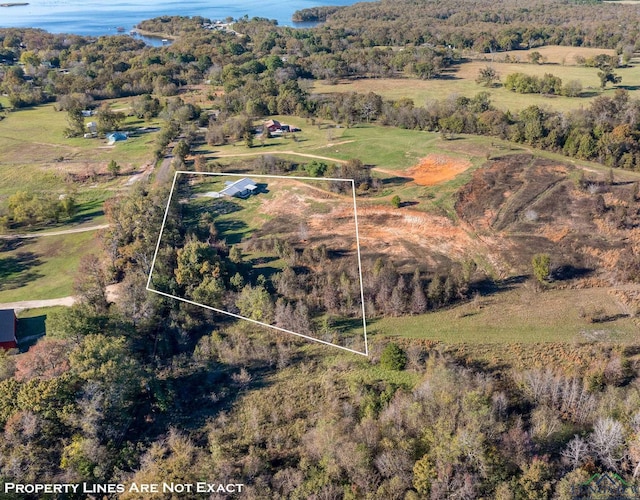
[0, 296, 76, 310]
[0, 284, 120, 311]
[213, 150, 347, 164]
[0, 224, 109, 240]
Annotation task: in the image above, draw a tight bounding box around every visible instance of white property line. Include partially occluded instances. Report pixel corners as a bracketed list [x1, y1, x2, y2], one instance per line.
[146, 170, 369, 356]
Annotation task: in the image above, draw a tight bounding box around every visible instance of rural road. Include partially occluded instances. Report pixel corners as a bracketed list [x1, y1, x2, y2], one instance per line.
[0, 284, 120, 311]
[0, 296, 76, 310]
[0, 223, 109, 239]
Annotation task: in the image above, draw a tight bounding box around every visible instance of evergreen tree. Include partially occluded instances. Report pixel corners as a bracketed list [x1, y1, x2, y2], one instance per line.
[410, 269, 428, 314]
[428, 274, 443, 308]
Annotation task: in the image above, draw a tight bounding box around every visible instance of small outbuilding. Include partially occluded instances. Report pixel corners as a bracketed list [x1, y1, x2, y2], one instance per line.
[107, 132, 128, 145]
[0, 309, 17, 350]
[86, 121, 97, 136]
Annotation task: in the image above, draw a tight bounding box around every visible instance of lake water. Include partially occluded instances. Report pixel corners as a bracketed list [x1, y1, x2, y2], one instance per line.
[0, 0, 362, 38]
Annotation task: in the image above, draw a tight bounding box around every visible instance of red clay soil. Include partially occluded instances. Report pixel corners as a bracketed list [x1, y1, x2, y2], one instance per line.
[403, 154, 472, 186]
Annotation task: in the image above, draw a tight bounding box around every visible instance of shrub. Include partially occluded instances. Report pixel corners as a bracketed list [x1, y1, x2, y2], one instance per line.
[380, 343, 407, 370]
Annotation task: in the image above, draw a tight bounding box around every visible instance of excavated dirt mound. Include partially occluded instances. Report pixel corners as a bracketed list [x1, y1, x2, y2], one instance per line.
[403, 154, 472, 186]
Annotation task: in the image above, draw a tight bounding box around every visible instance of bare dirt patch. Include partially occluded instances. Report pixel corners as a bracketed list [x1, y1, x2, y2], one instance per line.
[399, 154, 472, 186]
[311, 204, 490, 270]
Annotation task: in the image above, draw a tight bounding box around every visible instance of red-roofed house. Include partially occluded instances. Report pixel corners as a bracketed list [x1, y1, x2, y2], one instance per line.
[264, 119, 282, 132]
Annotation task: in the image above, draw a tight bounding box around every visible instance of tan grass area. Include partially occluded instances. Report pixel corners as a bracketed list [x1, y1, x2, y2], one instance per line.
[478, 45, 616, 65]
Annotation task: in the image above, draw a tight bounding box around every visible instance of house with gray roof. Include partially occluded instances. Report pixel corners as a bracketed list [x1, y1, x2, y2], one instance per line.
[219, 178, 258, 198]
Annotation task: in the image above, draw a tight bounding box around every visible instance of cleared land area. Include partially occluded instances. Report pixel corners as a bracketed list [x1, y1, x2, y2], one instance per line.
[374, 286, 639, 343]
[0, 230, 99, 302]
[489, 45, 616, 65]
[0, 98, 160, 304]
[312, 46, 639, 112]
[0, 100, 160, 208]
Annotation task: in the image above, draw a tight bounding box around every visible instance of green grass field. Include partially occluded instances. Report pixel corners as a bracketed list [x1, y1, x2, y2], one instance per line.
[0, 230, 99, 302]
[0, 100, 160, 202]
[371, 287, 638, 344]
[202, 117, 483, 171]
[16, 306, 65, 348]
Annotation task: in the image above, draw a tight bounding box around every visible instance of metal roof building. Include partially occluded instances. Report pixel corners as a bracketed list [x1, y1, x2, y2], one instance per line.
[219, 178, 258, 198]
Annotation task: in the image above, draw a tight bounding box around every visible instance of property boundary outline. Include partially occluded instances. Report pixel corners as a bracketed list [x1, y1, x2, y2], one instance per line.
[146, 171, 369, 357]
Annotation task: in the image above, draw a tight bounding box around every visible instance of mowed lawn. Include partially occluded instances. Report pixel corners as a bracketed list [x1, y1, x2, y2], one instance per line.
[202, 117, 485, 171]
[0, 230, 99, 302]
[372, 287, 639, 343]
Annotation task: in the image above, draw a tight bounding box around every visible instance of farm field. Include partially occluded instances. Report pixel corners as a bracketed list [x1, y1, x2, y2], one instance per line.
[0, 99, 160, 215]
[0, 97, 161, 303]
[200, 117, 484, 171]
[488, 45, 617, 65]
[312, 49, 640, 112]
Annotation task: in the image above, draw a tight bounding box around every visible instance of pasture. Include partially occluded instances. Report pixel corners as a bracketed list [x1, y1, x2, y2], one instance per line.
[0, 99, 160, 207]
[372, 286, 639, 344]
[312, 46, 640, 112]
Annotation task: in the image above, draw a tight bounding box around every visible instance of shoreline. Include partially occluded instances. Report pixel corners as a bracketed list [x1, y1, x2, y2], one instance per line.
[130, 28, 177, 40]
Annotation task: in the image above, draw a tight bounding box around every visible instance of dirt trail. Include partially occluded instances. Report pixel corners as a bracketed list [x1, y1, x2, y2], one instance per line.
[213, 150, 347, 164]
[0, 224, 109, 240]
[0, 297, 76, 310]
[0, 284, 120, 312]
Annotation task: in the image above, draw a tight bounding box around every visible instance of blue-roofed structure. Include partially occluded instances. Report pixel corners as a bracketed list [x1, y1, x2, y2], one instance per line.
[107, 132, 128, 145]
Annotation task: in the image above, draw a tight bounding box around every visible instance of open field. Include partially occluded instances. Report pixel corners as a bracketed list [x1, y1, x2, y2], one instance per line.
[201, 117, 483, 172]
[373, 286, 638, 343]
[483, 45, 616, 65]
[311, 55, 640, 112]
[0, 100, 160, 203]
[0, 229, 100, 302]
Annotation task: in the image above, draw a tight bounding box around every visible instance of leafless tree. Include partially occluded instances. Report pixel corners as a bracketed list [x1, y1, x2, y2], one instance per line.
[562, 435, 589, 469]
[589, 417, 625, 471]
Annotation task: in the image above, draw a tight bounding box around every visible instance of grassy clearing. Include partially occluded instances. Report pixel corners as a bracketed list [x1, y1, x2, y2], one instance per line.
[0, 100, 160, 197]
[311, 58, 640, 112]
[203, 117, 483, 171]
[371, 287, 638, 343]
[200, 122, 506, 221]
[0, 230, 99, 302]
[486, 45, 616, 65]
